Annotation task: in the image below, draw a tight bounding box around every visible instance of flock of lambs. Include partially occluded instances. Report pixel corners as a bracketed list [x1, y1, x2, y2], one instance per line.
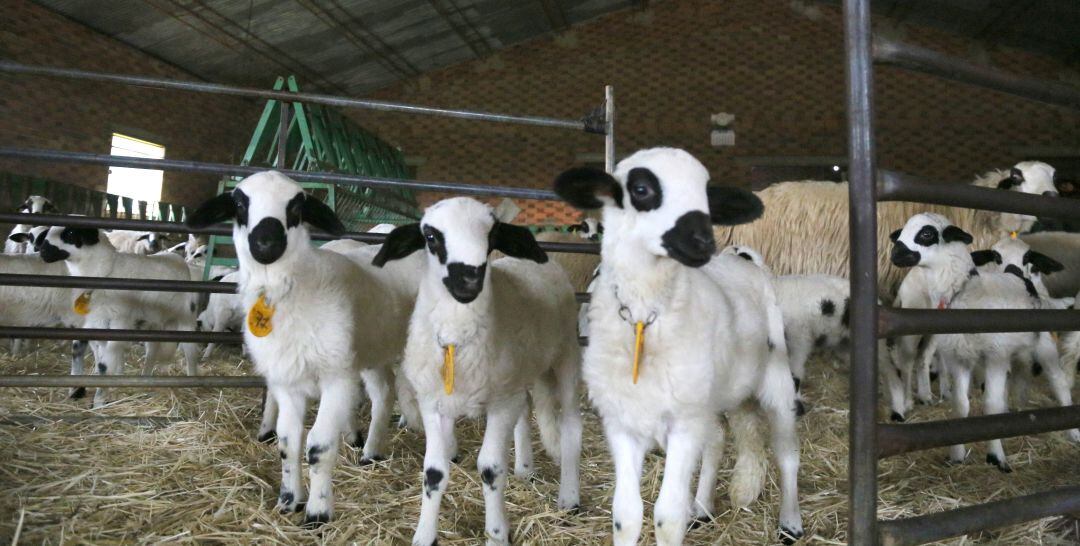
[3, 147, 1079, 546]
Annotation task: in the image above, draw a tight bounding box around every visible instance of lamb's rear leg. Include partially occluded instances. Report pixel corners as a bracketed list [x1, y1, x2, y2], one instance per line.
[787, 337, 811, 416]
[692, 422, 724, 523]
[93, 338, 130, 408]
[359, 367, 395, 463]
[728, 404, 767, 508]
[1035, 335, 1080, 442]
[512, 410, 535, 478]
[947, 366, 972, 465]
[553, 354, 582, 511]
[302, 379, 357, 528]
[607, 425, 647, 546]
[761, 374, 803, 543]
[982, 362, 1011, 473]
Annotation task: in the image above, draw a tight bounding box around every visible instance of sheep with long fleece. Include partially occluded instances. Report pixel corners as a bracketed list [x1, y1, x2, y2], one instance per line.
[889, 212, 1079, 472]
[105, 230, 163, 255]
[4, 195, 56, 253]
[186, 171, 413, 528]
[714, 161, 1059, 300]
[555, 148, 802, 545]
[373, 197, 581, 546]
[38, 226, 200, 407]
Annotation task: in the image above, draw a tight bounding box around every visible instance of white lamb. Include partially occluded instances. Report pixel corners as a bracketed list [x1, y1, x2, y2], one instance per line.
[889, 212, 1079, 472]
[554, 147, 802, 545]
[5, 195, 56, 254]
[373, 197, 582, 546]
[196, 271, 243, 361]
[105, 230, 163, 255]
[38, 226, 200, 407]
[186, 171, 415, 528]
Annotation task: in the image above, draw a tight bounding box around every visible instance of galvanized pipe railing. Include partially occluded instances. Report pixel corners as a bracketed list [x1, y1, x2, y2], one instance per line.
[0, 60, 602, 132]
[878, 406, 1080, 458]
[878, 170, 1080, 220]
[0, 326, 241, 344]
[0, 375, 264, 389]
[880, 308, 1080, 337]
[873, 38, 1080, 111]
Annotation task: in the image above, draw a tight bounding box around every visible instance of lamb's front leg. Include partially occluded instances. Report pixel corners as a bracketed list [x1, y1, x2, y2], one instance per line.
[414, 407, 455, 546]
[555, 356, 583, 511]
[692, 423, 725, 523]
[69, 340, 88, 399]
[982, 361, 1011, 473]
[93, 338, 130, 408]
[257, 388, 278, 443]
[1034, 335, 1080, 442]
[653, 423, 704, 546]
[303, 379, 358, 528]
[478, 396, 524, 545]
[360, 367, 395, 463]
[606, 424, 647, 546]
[947, 365, 972, 465]
[272, 386, 308, 516]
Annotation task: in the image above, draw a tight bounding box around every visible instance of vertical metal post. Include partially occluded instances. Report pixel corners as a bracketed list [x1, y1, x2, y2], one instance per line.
[604, 85, 615, 173]
[277, 102, 291, 169]
[844, 0, 879, 544]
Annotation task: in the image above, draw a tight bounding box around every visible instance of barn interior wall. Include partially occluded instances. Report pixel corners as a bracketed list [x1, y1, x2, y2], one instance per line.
[357, 0, 1080, 224]
[0, 0, 258, 215]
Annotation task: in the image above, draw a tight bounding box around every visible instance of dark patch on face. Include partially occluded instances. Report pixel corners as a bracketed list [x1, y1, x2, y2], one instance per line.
[97, 362, 107, 374]
[39, 239, 70, 263]
[306, 444, 327, 466]
[423, 225, 447, 264]
[626, 167, 663, 211]
[661, 211, 715, 267]
[248, 217, 287, 264]
[890, 241, 920, 268]
[737, 252, 754, 262]
[481, 467, 497, 490]
[913, 225, 939, 247]
[443, 262, 487, 303]
[285, 192, 304, 228]
[820, 299, 835, 316]
[814, 335, 828, 348]
[424, 467, 444, 497]
[841, 298, 851, 328]
[234, 189, 250, 226]
[1003, 264, 1038, 297]
[60, 227, 100, 248]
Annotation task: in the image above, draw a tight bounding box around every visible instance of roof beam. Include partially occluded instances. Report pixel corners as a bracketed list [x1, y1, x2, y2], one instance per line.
[537, 0, 568, 32]
[428, 0, 492, 58]
[296, 0, 419, 80]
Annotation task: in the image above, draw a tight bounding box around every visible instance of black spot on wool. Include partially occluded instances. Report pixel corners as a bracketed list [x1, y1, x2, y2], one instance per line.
[820, 299, 835, 316]
[307, 444, 327, 465]
[424, 467, 444, 496]
[814, 335, 828, 348]
[481, 467, 497, 490]
[841, 298, 851, 328]
[97, 362, 107, 374]
[1003, 264, 1038, 297]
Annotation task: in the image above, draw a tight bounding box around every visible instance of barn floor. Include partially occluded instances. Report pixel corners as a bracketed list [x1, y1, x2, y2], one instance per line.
[1, 342, 1078, 545]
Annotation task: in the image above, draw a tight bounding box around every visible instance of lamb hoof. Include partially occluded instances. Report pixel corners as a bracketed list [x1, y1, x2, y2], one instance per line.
[890, 411, 905, 423]
[688, 515, 711, 529]
[929, 371, 939, 382]
[779, 525, 804, 544]
[257, 430, 276, 444]
[944, 456, 965, 467]
[348, 432, 365, 450]
[277, 491, 304, 514]
[451, 454, 462, 465]
[358, 455, 386, 466]
[795, 400, 807, 417]
[69, 387, 87, 399]
[302, 512, 330, 529]
[986, 454, 1012, 473]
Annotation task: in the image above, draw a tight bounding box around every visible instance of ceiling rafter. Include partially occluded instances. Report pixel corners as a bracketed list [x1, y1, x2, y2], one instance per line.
[428, 0, 492, 58]
[537, 0, 569, 32]
[317, 0, 421, 78]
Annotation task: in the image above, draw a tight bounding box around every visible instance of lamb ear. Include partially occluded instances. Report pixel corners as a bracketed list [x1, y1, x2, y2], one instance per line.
[8, 232, 32, 244]
[301, 195, 346, 236]
[942, 225, 973, 244]
[997, 168, 1023, 190]
[554, 167, 623, 210]
[187, 193, 237, 228]
[970, 249, 1001, 267]
[1023, 250, 1064, 275]
[707, 186, 763, 226]
[889, 229, 902, 242]
[490, 222, 548, 263]
[372, 223, 424, 267]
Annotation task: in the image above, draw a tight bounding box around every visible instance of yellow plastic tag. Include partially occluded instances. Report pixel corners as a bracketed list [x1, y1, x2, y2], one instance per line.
[442, 344, 455, 394]
[632, 321, 645, 384]
[73, 292, 91, 315]
[247, 294, 274, 337]
[1010, 231, 1018, 239]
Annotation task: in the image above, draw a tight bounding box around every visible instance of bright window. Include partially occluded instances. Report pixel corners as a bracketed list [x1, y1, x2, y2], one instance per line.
[107, 133, 165, 203]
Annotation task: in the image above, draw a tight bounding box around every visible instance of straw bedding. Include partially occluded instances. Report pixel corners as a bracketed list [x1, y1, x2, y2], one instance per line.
[1, 341, 1077, 544]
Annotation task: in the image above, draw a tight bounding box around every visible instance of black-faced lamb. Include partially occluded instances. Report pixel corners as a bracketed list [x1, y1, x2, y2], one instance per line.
[373, 197, 582, 546]
[555, 147, 802, 545]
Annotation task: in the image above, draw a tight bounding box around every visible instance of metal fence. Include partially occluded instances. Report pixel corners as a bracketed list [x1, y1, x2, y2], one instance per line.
[843, 1, 1080, 544]
[0, 61, 610, 390]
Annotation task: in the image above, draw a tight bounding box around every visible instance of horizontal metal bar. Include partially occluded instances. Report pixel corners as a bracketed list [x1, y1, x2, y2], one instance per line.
[0, 375, 263, 388]
[0, 326, 242, 343]
[0, 61, 595, 131]
[873, 37, 1080, 110]
[878, 486, 1080, 546]
[0, 147, 562, 201]
[879, 308, 1080, 337]
[0, 212, 600, 254]
[878, 170, 1080, 221]
[878, 405, 1080, 458]
[0, 414, 184, 428]
[0, 273, 236, 294]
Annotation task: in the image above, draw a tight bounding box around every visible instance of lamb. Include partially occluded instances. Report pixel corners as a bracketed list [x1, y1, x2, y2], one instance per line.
[714, 161, 1060, 300]
[889, 212, 1079, 472]
[555, 147, 802, 544]
[5, 195, 56, 253]
[37, 226, 199, 407]
[186, 171, 415, 528]
[105, 230, 163, 255]
[973, 237, 1074, 309]
[373, 197, 582, 546]
[196, 271, 243, 361]
[1016, 231, 1080, 299]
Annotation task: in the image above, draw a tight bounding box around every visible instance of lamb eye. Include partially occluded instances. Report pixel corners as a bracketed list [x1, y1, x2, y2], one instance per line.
[631, 184, 651, 197]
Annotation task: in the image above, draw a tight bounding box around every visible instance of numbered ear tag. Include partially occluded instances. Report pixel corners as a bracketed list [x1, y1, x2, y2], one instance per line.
[73, 292, 91, 315]
[442, 344, 455, 395]
[247, 294, 275, 337]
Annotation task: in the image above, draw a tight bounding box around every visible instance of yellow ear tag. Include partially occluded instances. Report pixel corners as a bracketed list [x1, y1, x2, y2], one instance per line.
[442, 344, 455, 395]
[73, 292, 91, 316]
[247, 295, 275, 337]
[632, 321, 645, 384]
[1010, 231, 1018, 239]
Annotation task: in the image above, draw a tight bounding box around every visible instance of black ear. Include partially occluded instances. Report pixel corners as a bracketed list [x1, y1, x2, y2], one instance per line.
[554, 167, 623, 209]
[301, 195, 346, 236]
[43, 201, 58, 213]
[942, 225, 973, 244]
[970, 249, 1001, 267]
[889, 229, 902, 242]
[706, 186, 764, 226]
[137, 233, 150, 241]
[372, 223, 424, 267]
[1024, 250, 1064, 275]
[61, 227, 100, 248]
[187, 193, 237, 228]
[997, 168, 1023, 190]
[8, 232, 32, 244]
[490, 222, 548, 263]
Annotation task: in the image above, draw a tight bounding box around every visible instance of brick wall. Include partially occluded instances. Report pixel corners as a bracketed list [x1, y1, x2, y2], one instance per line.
[0, 0, 258, 210]
[358, 0, 1080, 225]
